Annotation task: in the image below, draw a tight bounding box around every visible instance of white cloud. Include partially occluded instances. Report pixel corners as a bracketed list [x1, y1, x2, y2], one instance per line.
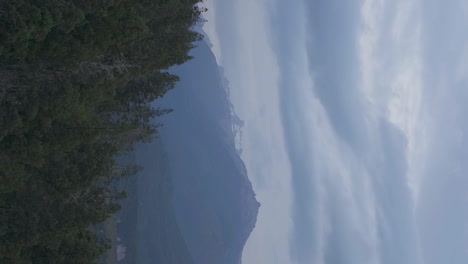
[204, 0, 468, 263]
[200, 1, 222, 62]
[359, 0, 426, 204]
[116, 243, 126, 262]
[203, 1, 294, 264]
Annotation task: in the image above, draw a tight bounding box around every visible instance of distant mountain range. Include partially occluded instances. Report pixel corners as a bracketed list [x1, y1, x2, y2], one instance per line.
[129, 39, 259, 264]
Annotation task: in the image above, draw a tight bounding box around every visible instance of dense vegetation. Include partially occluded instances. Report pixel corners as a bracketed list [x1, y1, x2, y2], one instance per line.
[0, 0, 204, 263]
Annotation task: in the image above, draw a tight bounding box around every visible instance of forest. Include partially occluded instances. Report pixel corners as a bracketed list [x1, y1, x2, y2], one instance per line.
[0, 0, 204, 263]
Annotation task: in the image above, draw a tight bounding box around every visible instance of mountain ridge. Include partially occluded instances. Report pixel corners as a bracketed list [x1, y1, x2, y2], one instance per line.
[153, 39, 259, 264]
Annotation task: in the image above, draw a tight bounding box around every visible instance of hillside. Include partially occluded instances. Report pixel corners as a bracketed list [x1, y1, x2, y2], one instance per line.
[154, 40, 260, 264]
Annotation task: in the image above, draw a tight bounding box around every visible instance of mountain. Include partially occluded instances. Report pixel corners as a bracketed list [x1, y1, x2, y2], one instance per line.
[129, 39, 259, 264]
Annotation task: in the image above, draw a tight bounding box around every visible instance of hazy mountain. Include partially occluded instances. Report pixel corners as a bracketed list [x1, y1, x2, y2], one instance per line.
[129, 39, 259, 264]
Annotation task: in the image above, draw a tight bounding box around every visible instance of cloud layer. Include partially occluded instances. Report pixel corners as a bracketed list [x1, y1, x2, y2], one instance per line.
[203, 0, 468, 263]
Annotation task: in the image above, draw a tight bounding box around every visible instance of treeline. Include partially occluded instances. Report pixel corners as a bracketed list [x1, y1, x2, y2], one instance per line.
[0, 0, 204, 263]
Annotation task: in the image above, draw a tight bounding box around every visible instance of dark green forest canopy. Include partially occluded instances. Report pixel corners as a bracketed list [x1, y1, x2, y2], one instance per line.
[0, 0, 204, 263]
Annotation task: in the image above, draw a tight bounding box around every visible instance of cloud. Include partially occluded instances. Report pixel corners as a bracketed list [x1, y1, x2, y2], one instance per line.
[255, 0, 423, 263]
[117, 242, 127, 262]
[414, 1, 468, 263]
[204, 0, 468, 263]
[203, 1, 294, 263]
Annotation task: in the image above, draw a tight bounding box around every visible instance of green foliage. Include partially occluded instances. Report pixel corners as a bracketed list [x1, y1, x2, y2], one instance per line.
[0, 0, 205, 262]
[0, 0, 204, 65]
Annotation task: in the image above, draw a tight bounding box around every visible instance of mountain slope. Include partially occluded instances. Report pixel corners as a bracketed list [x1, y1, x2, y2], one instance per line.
[154, 40, 260, 264]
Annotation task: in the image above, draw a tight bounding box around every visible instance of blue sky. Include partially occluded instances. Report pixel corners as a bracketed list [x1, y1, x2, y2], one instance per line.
[203, 0, 468, 263]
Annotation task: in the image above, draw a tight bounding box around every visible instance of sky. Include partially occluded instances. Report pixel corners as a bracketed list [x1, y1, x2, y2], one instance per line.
[202, 0, 468, 263]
